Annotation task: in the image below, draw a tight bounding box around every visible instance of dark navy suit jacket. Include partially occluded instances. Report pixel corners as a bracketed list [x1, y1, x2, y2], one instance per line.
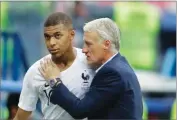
[50, 53, 143, 120]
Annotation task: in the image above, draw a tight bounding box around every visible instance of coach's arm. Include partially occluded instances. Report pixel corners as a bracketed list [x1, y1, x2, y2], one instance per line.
[50, 69, 124, 119]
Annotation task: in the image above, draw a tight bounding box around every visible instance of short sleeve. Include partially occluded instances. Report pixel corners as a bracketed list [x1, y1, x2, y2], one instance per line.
[18, 67, 39, 111]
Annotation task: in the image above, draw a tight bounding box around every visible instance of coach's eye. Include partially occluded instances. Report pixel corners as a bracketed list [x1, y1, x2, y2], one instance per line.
[85, 41, 92, 46]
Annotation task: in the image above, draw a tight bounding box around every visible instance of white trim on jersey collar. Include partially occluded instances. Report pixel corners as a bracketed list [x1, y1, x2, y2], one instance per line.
[95, 52, 119, 73]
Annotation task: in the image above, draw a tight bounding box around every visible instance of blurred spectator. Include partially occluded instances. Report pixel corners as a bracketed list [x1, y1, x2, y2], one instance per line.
[147, 1, 176, 12]
[72, 1, 88, 48]
[6, 93, 20, 120]
[85, 1, 113, 20]
[55, 1, 74, 17]
[72, 1, 88, 31]
[113, 2, 160, 71]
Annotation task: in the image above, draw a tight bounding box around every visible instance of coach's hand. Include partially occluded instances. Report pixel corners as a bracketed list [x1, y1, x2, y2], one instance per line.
[39, 57, 60, 80]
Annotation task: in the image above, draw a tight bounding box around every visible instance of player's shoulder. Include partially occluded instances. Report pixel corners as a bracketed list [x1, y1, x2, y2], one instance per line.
[74, 47, 93, 69]
[75, 47, 86, 62]
[75, 47, 83, 55]
[25, 54, 51, 77]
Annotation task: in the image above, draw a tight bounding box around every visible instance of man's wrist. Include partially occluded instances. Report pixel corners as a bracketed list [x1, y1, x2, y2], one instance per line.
[48, 78, 62, 88]
[53, 79, 62, 88]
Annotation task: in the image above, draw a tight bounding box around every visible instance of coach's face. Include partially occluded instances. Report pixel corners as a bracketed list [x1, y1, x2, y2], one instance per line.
[82, 31, 105, 67]
[44, 24, 74, 58]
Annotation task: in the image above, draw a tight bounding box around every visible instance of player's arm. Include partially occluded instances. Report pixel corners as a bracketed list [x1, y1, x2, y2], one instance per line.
[13, 108, 32, 120]
[13, 66, 39, 120]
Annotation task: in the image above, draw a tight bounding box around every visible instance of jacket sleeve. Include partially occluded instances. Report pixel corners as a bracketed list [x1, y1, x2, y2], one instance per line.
[50, 69, 124, 119]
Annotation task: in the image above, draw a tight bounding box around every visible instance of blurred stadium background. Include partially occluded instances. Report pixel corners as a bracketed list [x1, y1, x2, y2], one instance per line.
[0, 1, 176, 120]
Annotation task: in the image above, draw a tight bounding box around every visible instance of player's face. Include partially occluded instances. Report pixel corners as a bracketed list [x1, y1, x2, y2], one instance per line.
[82, 31, 105, 67]
[44, 24, 74, 58]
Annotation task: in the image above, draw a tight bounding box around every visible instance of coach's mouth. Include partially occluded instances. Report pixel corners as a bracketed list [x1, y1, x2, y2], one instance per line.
[86, 56, 91, 60]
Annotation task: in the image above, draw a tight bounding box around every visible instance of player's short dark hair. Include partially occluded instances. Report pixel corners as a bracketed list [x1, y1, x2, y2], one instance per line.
[44, 12, 73, 29]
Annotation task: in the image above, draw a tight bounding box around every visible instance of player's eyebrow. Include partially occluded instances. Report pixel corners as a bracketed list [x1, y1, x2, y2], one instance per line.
[53, 32, 62, 34]
[44, 31, 62, 36]
[44, 33, 50, 36]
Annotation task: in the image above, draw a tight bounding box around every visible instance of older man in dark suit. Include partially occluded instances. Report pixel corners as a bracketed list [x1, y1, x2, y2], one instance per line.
[39, 18, 143, 120]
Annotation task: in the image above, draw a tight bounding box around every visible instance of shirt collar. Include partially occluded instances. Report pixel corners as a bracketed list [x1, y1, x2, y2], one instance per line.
[95, 52, 118, 73]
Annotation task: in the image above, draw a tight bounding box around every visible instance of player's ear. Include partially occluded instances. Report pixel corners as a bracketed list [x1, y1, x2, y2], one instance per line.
[70, 30, 75, 41]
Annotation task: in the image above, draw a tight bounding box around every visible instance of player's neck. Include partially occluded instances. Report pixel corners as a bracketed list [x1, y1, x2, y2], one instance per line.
[62, 47, 76, 65]
[52, 47, 76, 68]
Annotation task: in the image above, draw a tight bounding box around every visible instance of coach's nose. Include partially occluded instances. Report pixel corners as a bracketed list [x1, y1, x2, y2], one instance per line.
[82, 44, 88, 54]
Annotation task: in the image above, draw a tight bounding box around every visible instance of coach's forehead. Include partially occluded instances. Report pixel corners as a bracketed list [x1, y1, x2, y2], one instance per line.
[84, 31, 100, 42]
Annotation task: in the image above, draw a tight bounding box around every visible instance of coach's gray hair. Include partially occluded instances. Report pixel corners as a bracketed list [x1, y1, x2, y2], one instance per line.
[83, 18, 121, 53]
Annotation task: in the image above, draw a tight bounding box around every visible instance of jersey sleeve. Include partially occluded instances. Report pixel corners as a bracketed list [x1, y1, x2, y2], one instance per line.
[18, 67, 39, 111]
